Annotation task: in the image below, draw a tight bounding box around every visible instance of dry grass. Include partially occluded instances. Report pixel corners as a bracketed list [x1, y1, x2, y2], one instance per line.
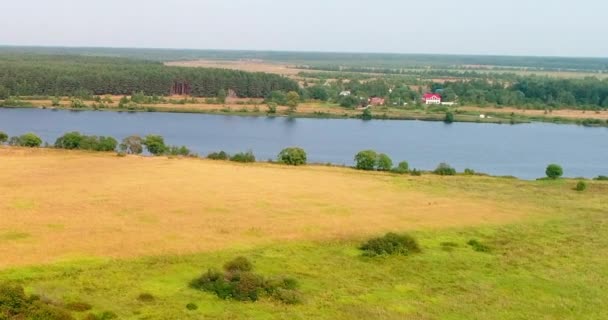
[165, 59, 303, 76]
[460, 106, 608, 120]
[0, 148, 530, 268]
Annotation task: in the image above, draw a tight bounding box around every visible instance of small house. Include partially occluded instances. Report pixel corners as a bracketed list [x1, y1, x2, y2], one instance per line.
[368, 97, 385, 106]
[422, 93, 442, 105]
[339, 90, 351, 96]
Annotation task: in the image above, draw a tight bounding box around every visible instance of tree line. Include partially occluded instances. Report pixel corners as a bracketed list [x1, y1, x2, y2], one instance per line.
[0, 54, 299, 98]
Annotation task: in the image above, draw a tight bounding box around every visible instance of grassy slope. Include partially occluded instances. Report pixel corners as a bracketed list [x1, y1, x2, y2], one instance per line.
[0, 149, 607, 319]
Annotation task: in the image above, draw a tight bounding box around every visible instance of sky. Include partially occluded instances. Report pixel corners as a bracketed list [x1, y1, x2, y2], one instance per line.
[1, 0, 607, 57]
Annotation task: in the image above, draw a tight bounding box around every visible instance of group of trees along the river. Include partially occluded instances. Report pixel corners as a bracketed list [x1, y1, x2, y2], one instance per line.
[0, 54, 299, 98]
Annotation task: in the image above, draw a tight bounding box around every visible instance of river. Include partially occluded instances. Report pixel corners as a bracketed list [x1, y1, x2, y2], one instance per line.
[1, 108, 607, 179]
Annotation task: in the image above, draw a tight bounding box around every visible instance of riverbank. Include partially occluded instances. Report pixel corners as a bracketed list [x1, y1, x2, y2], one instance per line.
[3, 96, 608, 127]
[1, 148, 607, 319]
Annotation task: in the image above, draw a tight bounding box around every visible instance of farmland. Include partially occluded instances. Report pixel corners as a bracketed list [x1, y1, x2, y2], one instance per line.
[1, 147, 607, 319]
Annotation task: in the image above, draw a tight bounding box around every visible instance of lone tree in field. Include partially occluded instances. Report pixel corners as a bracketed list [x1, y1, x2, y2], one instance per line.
[545, 164, 563, 179]
[354, 150, 378, 171]
[278, 147, 307, 166]
[444, 112, 454, 123]
[286, 91, 300, 112]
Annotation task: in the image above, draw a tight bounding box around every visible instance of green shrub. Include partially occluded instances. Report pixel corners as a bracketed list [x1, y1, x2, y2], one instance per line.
[361, 108, 372, 120]
[64, 301, 92, 312]
[434, 163, 456, 176]
[354, 150, 378, 170]
[186, 303, 198, 310]
[9, 133, 42, 147]
[167, 145, 191, 156]
[70, 99, 87, 109]
[0, 131, 8, 144]
[464, 168, 476, 175]
[191, 258, 301, 303]
[376, 153, 393, 171]
[207, 151, 229, 160]
[55, 132, 117, 152]
[467, 239, 491, 253]
[278, 147, 307, 166]
[594, 175, 608, 181]
[545, 164, 563, 179]
[444, 111, 455, 123]
[360, 233, 420, 257]
[410, 169, 422, 176]
[143, 135, 167, 155]
[224, 256, 253, 273]
[392, 161, 409, 174]
[230, 151, 256, 163]
[137, 293, 155, 302]
[267, 102, 278, 114]
[0, 283, 75, 320]
[575, 181, 587, 192]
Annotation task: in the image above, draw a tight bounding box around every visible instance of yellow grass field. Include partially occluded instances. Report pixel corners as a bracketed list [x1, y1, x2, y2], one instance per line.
[0, 148, 531, 269]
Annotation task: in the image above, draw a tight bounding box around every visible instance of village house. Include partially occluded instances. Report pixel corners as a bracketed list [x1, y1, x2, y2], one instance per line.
[422, 93, 442, 105]
[368, 96, 385, 106]
[339, 90, 351, 96]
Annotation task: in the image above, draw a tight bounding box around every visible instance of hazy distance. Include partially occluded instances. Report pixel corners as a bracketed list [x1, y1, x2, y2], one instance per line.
[1, 0, 607, 57]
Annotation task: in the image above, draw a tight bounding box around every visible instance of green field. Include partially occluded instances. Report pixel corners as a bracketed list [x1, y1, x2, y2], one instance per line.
[1, 149, 607, 319]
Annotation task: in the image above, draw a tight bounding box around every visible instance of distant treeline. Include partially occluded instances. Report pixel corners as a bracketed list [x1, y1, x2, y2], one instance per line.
[0, 46, 606, 71]
[434, 77, 608, 108]
[0, 54, 299, 98]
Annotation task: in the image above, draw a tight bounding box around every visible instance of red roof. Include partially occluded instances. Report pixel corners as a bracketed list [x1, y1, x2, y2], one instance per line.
[423, 93, 441, 100]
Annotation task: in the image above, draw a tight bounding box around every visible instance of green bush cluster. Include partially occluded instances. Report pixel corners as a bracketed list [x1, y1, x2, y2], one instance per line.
[7, 133, 43, 147]
[230, 151, 256, 163]
[0, 131, 8, 144]
[55, 132, 117, 152]
[354, 150, 393, 171]
[278, 147, 307, 166]
[391, 161, 409, 174]
[207, 151, 230, 160]
[142, 135, 191, 157]
[434, 163, 457, 176]
[360, 233, 421, 257]
[0, 283, 74, 320]
[190, 257, 302, 304]
[594, 175, 608, 181]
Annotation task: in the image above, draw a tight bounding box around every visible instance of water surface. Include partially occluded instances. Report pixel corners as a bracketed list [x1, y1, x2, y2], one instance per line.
[0, 108, 606, 179]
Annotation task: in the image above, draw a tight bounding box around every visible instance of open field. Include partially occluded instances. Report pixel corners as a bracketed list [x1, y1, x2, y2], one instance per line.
[1, 148, 608, 319]
[0, 148, 530, 268]
[165, 59, 303, 76]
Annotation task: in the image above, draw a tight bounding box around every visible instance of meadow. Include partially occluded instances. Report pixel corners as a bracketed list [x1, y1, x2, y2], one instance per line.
[1, 147, 607, 319]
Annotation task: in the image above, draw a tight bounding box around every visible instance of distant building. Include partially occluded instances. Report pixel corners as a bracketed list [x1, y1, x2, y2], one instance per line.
[422, 93, 442, 105]
[339, 90, 351, 96]
[368, 97, 385, 106]
[441, 102, 456, 106]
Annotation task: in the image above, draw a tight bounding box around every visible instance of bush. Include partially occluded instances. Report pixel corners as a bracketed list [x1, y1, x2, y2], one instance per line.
[361, 108, 372, 120]
[224, 256, 253, 273]
[207, 151, 229, 160]
[360, 233, 420, 257]
[9, 133, 42, 147]
[410, 169, 422, 176]
[467, 239, 491, 253]
[191, 258, 302, 303]
[545, 164, 563, 179]
[167, 145, 191, 156]
[230, 151, 256, 163]
[55, 132, 117, 152]
[186, 303, 198, 310]
[143, 135, 167, 155]
[354, 150, 378, 170]
[575, 181, 587, 192]
[137, 293, 155, 302]
[434, 163, 456, 176]
[444, 111, 455, 123]
[0, 283, 75, 320]
[278, 147, 307, 166]
[376, 153, 393, 171]
[392, 161, 409, 174]
[464, 168, 476, 175]
[0, 131, 8, 144]
[267, 102, 277, 114]
[594, 175, 608, 181]
[70, 99, 87, 109]
[64, 301, 92, 312]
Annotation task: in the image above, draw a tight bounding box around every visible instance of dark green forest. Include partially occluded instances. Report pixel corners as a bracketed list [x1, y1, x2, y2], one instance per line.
[0, 54, 299, 98]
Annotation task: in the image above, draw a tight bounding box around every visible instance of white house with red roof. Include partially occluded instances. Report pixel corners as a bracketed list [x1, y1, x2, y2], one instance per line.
[422, 93, 442, 105]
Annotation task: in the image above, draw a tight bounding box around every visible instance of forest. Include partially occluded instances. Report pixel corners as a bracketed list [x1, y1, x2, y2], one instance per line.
[0, 54, 299, 98]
